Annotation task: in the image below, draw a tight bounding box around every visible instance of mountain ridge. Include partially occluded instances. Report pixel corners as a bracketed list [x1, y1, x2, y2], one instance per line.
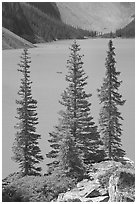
[2, 2, 95, 45]
[57, 2, 135, 33]
[2, 2, 135, 50]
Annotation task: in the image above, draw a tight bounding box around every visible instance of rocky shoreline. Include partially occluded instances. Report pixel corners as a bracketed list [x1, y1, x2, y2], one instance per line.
[56, 160, 135, 202]
[2, 160, 135, 202]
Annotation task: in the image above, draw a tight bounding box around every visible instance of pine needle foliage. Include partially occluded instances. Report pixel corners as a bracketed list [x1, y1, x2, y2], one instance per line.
[12, 48, 43, 176]
[47, 41, 105, 176]
[98, 40, 126, 161]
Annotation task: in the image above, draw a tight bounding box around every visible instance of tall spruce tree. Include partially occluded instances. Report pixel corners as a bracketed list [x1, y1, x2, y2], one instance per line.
[47, 41, 105, 176]
[98, 40, 126, 161]
[12, 48, 43, 176]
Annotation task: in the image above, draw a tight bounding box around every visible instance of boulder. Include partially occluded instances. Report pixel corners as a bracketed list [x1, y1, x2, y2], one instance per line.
[57, 178, 108, 201]
[77, 179, 89, 189]
[56, 191, 82, 202]
[80, 196, 109, 202]
[108, 168, 135, 202]
[84, 196, 109, 202]
[77, 177, 108, 196]
[78, 179, 100, 197]
[85, 189, 100, 198]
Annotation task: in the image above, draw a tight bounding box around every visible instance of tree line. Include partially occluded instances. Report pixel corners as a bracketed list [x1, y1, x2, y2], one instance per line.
[12, 40, 126, 180]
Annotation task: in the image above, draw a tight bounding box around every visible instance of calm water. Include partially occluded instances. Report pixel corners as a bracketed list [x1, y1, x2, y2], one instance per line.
[2, 38, 135, 178]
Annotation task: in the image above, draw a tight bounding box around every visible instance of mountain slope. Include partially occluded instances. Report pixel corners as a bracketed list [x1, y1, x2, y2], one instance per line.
[2, 2, 134, 47]
[2, 2, 94, 44]
[57, 2, 135, 33]
[2, 27, 35, 50]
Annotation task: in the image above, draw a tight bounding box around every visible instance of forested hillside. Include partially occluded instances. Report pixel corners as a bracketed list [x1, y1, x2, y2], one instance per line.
[2, 2, 95, 44]
[115, 18, 135, 38]
[28, 2, 61, 20]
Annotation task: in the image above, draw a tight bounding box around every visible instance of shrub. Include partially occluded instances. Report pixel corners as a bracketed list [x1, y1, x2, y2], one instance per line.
[44, 168, 77, 201]
[98, 166, 119, 188]
[116, 168, 135, 200]
[2, 185, 29, 202]
[2, 175, 47, 202]
[2, 171, 76, 202]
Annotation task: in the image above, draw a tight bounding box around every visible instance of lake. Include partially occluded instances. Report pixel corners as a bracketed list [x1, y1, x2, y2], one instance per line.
[2, 38, 135, 178]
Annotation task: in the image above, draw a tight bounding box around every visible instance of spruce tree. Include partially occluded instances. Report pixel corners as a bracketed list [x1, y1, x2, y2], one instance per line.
[12, 48, 43, 176]
[98, 40, 126, 161]
[47, 41, 105, 175]
[58, 129, 85, 180]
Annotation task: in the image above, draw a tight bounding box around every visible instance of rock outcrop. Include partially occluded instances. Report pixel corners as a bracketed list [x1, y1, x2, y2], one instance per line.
[3, 160, 134, 202]
[109, 168, 135, 202]
[56, 160, 135, 202]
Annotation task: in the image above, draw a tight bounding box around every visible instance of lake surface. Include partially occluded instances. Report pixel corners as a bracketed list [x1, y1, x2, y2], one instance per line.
[2, 38, 135, 178]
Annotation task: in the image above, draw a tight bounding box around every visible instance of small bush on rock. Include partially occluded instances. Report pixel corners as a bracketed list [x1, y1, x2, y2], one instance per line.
[98, 166, 119, 188]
